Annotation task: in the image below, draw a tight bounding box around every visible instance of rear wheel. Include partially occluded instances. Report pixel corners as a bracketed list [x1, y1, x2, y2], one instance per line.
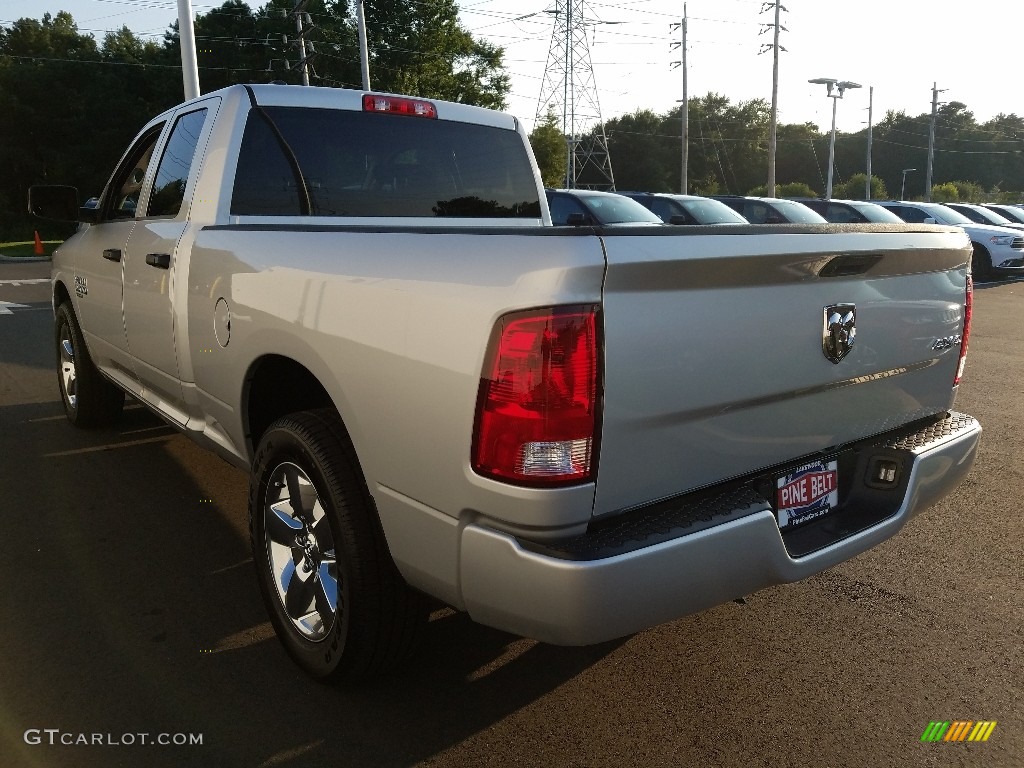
[249, 409, 426, 683]
[971, 244, 993, 282]
[54, 302, 124, 428]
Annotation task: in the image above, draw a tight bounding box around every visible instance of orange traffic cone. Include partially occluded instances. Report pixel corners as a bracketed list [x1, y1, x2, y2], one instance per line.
[33, 231, 44, 256]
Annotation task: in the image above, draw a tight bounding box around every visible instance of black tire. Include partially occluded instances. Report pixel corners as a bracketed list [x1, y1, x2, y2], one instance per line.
[971, 245, 993, 282]
[54, 302, 125, 428]
[249, 409, 426, 683]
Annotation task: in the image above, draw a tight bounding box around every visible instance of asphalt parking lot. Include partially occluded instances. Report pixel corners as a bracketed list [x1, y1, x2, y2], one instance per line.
[0, 258, 1020, 768]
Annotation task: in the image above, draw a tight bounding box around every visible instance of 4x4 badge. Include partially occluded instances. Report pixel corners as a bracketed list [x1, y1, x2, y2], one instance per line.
[823, 304, 856, 363]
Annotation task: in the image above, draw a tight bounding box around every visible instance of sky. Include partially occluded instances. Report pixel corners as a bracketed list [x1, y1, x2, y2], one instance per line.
[2, 0, 1020, 136]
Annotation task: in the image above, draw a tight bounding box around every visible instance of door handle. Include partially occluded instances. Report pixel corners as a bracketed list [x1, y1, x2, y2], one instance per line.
[102, 249, 122, 262]
[145, 252, 171, 269]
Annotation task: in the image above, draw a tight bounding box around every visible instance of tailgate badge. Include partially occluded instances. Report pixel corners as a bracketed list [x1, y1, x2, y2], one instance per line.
[823, 304, 856, 364]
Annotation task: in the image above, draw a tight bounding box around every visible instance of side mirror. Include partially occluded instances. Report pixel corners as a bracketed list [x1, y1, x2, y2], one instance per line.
[566, 212, 591, 226]
[923, 217, 937, 224]
[668, 214, 691, 225]
[28, 185, 80, 223]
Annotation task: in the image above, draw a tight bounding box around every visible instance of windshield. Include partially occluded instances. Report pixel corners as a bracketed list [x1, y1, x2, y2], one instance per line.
[770, 199, 828, 224]
[963, 206, 1012, 225]
[847, 202, 904, 223]
[992, 206, 1024, 224]
[928, 206, 973, 226]
[677, 198, 748, 224]
[578, 194, 663, 225]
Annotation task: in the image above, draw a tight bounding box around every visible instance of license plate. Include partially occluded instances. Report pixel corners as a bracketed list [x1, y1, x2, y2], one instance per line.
[776, 459, 839, 529]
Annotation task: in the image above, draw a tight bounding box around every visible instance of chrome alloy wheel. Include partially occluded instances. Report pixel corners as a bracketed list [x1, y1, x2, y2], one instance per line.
[58, 325, 77, 410]
[264, 462, 340, 641]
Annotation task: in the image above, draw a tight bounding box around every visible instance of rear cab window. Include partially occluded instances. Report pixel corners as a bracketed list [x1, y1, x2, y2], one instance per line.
[230, 107, 542, 219]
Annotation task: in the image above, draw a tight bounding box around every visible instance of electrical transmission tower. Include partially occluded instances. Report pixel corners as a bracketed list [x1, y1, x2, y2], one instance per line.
[535, 0, 615, 190]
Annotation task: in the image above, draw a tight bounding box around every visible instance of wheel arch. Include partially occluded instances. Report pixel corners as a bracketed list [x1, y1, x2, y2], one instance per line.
[53, 278, 72, 314]
[243, 354, 341, 456]
[971, 241, 993, 280]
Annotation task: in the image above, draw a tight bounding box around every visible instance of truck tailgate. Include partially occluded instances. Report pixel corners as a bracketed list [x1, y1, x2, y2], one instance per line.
[594, 225, 971, 517]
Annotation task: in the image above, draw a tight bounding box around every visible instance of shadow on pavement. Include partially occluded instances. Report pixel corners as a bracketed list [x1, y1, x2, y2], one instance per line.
[0, 401, 622, 768]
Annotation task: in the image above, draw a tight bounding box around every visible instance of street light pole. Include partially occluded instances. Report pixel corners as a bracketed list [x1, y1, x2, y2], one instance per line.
[865, 86, 873, 200]
[901, 168, 916, 200]
[809, 78, 861, 200]
[826, 94, 838, 200]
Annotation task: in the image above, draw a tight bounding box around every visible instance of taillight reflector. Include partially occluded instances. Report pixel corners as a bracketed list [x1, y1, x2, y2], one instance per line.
[362, 94, 437, 119]
[472, 306, 601, 486]
[955, 273, 972, 385]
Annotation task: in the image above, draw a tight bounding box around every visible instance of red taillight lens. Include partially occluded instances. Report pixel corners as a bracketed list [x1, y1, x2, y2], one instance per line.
[955, 274, 972, 385]
[472, 306, 601, 486]
[362, 94, 438, 119]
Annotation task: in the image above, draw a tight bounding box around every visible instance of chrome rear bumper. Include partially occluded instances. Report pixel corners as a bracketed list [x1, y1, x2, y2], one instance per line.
[459, 412, 981, 645]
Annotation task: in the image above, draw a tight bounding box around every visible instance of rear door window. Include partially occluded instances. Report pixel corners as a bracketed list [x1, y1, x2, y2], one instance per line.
[892, 206, 929, 223]
[231, 107, 541, 218]
[744, 202, 770, 223]
[547, 193, 589, 225]
[148, 108, 209, 218]
[645, 197, 681, 222]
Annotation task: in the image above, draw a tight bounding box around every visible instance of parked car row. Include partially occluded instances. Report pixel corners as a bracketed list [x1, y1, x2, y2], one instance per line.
[871, 200, 1024, 280]
[544, 188, 1024, 281]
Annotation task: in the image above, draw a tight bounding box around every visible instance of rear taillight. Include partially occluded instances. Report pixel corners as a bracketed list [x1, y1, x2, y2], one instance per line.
[472, 306, 601, 486]
[362, 94, 437, 119]
[955, 274, 972, 385]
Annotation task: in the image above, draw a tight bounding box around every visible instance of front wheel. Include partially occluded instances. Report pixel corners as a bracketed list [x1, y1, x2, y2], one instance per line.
[249, 410, 426, 683]
[54, 302, 124, 428]
[971, 245, 993, 282]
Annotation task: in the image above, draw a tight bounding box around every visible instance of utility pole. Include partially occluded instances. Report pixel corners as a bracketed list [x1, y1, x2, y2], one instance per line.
[280, 0, 315, 86]
[759, 1, 787, 198]
[925, 82, 946, 202]
[670, 6, 688, 194]
[176, 0, 200, 100]
[356, 0, 370, 90]
[865, 86, 873, 199]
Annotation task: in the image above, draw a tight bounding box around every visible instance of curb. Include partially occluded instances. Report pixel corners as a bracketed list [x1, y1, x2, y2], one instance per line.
[0, 256, 51, 263]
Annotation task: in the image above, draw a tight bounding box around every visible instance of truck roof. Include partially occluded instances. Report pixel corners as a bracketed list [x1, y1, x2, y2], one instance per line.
[173, 83, 520, 132]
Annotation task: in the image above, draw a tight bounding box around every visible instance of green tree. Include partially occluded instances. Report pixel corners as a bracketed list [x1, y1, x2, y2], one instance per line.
[362, 0, 508, 107]
[529, 109, 567, 189]
[832, 173, 887, 200]
[166, 0, 510, 106]
[775, 122, 827, 194]
[0, 13, 105, 238]
[600, 109, 676, 191]
[687, 94, 770, 194]
[749, 181, 817, 197]
[930, 182, 960, 203]
[167, 0, 273, 93]
[949, 180, 985, 202]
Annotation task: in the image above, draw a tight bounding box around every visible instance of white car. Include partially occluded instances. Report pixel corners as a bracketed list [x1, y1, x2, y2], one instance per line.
[877, 200, 1024, 280]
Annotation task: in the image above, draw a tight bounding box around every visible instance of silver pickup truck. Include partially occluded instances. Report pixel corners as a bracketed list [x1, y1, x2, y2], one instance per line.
[30, 84, 981, 683]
